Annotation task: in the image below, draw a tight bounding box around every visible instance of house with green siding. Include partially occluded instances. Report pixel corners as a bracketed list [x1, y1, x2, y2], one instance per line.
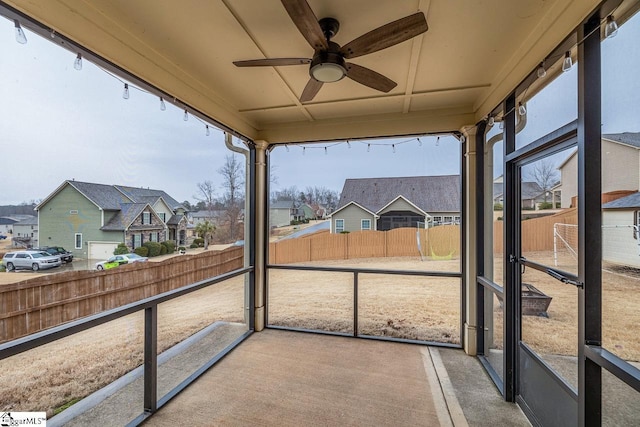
[37, 180, 187, 259]
[330, 175, 460, 233]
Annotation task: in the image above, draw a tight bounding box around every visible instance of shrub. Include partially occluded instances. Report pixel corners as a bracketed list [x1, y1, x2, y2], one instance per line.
[178, 246, 186, 253]
[114, 243, 129, 255]
[339, 231, 350, 234]
[493, 203, 503, 211]
[143, 241, 162, 257]
[161, 240, 176, 253]
[159, 244, 167, 255]
[134, 246, 149, 257]
[193, 238, 204, 247]
[189, 243, 198, 248]
[539, 202, 553, 210]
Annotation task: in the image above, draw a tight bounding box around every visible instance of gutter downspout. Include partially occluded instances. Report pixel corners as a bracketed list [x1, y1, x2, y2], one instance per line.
[224, 132, 251, 326]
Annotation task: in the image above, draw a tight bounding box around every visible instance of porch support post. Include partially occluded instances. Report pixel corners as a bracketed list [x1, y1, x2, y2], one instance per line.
[463, 125, 478, 355]
[253, 140, 269, 331]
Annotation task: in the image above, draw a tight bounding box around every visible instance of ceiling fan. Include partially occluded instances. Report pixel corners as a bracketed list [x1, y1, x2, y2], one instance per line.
[233, 0, 428, 102]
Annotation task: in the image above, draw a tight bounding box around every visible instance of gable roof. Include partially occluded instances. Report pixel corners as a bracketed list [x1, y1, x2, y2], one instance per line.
[37, 180, 184, 213]
[68, 181, 134, 210]
[101, 203, 149, 231]
[271, 200, 295, 209]
[602, 132, 640, 148]
[336, 175, 460, 213]
[330, 201, 378, 218]
[603, 192, 640, 209]
[115, 185, 183, 211]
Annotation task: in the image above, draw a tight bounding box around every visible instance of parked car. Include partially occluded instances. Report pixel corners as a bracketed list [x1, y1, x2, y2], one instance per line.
[2, 250, 62, 271]
[32, 246, 73, 263]
[95, 253, 148, 270]
[0, 235, 6, 239]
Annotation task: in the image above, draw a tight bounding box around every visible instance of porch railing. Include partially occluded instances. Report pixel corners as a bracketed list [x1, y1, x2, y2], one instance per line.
[267, 264, 462, 347]
[0, 266, 253, 426]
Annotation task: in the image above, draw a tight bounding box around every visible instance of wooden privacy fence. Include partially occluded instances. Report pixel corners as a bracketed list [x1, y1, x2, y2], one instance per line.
[493, 208, 578, 253]
[269, 226, 461, 264]
[0, 246, 243, 343]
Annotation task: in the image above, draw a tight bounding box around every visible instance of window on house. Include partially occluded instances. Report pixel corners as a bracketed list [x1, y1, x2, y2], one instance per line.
[150, 233, 158, 242]
[159, 213, 166, 222]
[361, 219, 371, 230]
[335, 219, 344, 233]
[635, 211, 640, 240]
[444, 216, 453, 223]
[143, 212, 151, 224]
[75, 233, 82, 249]
[432, 216, 442, 224]
[133, 234, 142, 248]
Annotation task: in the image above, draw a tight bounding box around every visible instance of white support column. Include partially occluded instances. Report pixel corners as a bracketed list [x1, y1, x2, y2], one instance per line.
[254, 140, 269, 331]
[463, 126, 478, 355]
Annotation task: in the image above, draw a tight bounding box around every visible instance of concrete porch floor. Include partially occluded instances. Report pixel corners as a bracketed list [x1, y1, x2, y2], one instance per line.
[143, 329, 530, 426]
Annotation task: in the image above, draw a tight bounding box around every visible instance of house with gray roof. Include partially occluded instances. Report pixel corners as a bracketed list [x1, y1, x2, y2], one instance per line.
[36, 180, 188, 259]
[602, 191, 640, 268]
[270, 200, 301, 228]
[558, 132, 640, 208]
[492, 176, 547, 209]
[12, 216, 38, 248]
[330, 175, 460, 233]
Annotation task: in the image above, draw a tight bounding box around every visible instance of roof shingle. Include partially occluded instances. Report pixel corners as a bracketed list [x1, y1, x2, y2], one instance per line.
[337, 175, 460, 213]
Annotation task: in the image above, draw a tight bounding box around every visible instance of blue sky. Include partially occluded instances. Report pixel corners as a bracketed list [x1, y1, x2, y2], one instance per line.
[0, 11, 638, 205]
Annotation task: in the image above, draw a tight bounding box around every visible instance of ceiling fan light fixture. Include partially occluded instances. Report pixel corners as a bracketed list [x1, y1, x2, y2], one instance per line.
[310, 47, 347, 83]
[311, 62, 346, 82]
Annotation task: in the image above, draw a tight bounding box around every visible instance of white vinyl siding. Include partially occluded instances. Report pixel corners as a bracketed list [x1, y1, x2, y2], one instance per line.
[361, 219, 371, 230]
[603, 210, 640, 268]
[332, 204, 375, 233]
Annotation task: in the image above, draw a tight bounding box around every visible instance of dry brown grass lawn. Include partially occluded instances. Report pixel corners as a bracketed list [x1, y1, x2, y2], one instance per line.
[2, 251, 638, 417]
[268, 257, 462, 343]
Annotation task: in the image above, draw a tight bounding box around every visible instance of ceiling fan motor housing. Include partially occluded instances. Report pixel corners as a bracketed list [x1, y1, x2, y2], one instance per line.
[310, 41, 347, 82]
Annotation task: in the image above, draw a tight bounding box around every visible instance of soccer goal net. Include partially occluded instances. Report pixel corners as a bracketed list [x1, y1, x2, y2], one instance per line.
[554, 223, 640, 267]
[416, 221, 457, 261]
[553, 223, 577, 267]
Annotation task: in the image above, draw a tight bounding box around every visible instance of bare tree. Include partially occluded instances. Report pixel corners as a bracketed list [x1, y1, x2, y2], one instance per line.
[527, 160, 559, 202]
[194, 181, 216, 213]
[218, 154, 245, 241]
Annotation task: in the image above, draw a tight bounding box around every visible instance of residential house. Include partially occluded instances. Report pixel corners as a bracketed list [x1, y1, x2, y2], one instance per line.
[492, 175, 548, 209]
[37, 180, 187, 259]
[602, 192, 640, 268]
[12, 216, 38, 248]
[558, 132, 640, 208]
[270, 200, 300, 228]
[0, 214, 34, 235]
[300, 203, 327, 220]
[330, 175, 460, 233]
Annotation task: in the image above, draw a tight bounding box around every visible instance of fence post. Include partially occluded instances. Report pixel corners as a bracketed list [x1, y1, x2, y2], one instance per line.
[353, 271, 358, 337]
[144, 305, 157, 413]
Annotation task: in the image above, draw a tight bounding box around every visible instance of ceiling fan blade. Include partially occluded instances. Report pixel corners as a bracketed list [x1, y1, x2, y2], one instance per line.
[233, 58, 311, 67]
[341, 12, 428, 59]
[281, 0, 329, 51]
[345, 63, 397, 93]
[300, 78, 323, 102]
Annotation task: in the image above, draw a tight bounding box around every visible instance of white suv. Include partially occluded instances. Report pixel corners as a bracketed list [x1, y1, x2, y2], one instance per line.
[2, 250, 62, 271]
